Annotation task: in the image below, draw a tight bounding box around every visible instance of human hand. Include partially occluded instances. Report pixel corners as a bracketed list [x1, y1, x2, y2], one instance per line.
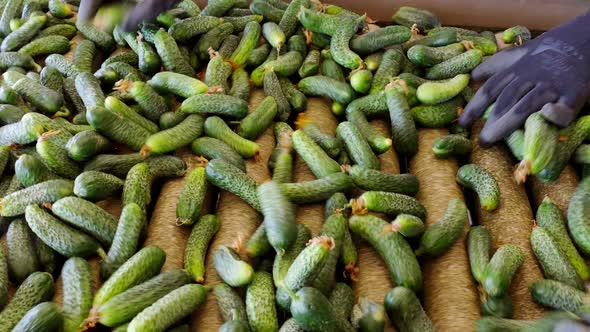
[78, 0, 181, 31]
[459, 10, 590, 146]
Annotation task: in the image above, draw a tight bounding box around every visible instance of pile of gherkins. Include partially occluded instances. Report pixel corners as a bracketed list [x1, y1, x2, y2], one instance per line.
[0, 0, 588, 331]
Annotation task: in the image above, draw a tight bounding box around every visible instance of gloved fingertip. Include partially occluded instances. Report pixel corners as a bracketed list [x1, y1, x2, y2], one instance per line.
[478, 122, 505, 147]
[541, 103, 577, 128]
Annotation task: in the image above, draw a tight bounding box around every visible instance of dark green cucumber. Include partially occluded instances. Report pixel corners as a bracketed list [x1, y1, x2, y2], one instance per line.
[213, 245, 254, 287]
[1, 179, 73, 217]
[348, 165, 419, 195]
[195, 22, 234, 59]
[296, 115, 341, 158]
[280, 172, 352, 204]
[204, 50, 232, 93]
[37, 23, 77, 39]
[15, 154, 60, 188]
[83, 153, 143, 178]
[230, 67, 251, 101]
[330, 283, 354, 321]
[345, 109, 391, 154]
[104, 97, 158, 135]
[278, 77, 306, 113]
[52, 196, 118, 247]
[530, 279, 587, 313]
[246, 42, 271, 67]
[229, 21, 261, 66]
[432, 134, 472, 159]
[87, 106, 151, 151]
[72, 40, 96, 73]
[351, 297, 387, 332]
[159, 112, 187, 130]
[6, 218, 41, 283]
[141, 114, 203, 157]
[337, 121, 380, 170]
[392, 6, 440, 32]
[411, 95, 463, 127]
[146, 155, 187, 179]
[204, 116, 259, 158]
[277, 0, 307, 37]
[44, 54, 79, 78]
[568, 177, 590, 257]
[250, 0, 284, 24]
[0, 244, 6, 310]
[320, 57, 345, 82]
[18, 35, 70, 56]
[174, 165, 206, 226]
[456, 163, 500, 212]
[154, 28, 195, 76]
[13, 76, 64, 113]
[298, 6, 341, 36]
[66, 130, 111, 162]
[205, 158, 260, 211]
[415, 198, 468, 256]
[180, 94, 248, 119]
[468, 226, 492, 284]
[407, 43, 465, 67]
[214, 282, 248, 323]
[0, 272, 54, 332]
[11, 301, 62, 332]
[385, 287, 435, 332]
[425, 49, 483, 80]
[122, 163, 151, 209]
[482, 244, 524, 297]
[385, 82, 418, 155]
[61, 257, 93, 332]
[75, 22, 114, 52]
[290, 287, 355, 332]
[75, 72, 105, 110]
[258, 179, 297, 252]
[261, 50, 303, 77]
[1, 14, 46, 52]
[263, 68, 291, 121]
[36, 132, 80, 179]
[370, 48, 404, 94]
[168, 16, 222, 41]
[102, 50, 139, 68]
[25, 204, 103, 258]
[238, 95, 277, 140]
[311, 213, 346, 295]
[298, 75, 354, 104]
[502, 26, 531, 45]
[0, 52, 39, 71]
[291, 129, 342, 178]
[218, 34, 241, 58]
[184, 214, 219, 282]
[353, 190, 426, 219]
[350, 25, 411, 55]
[272, 223, 311, 287]
[246, 271, 278, 331]
[191, 137, 245, 171]
[222, 14, 263, 31]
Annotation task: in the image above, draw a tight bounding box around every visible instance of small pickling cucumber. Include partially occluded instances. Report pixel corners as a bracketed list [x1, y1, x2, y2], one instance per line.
[205, 50, 232, 93]
[351, 298, 387, 332]
[246, 224, 272, 258]
[141, 114, 204, 157]
[231, 67, 251, 101]
[195, 23, 235, 60]
[102, 50, 139, 69]
[0, 120, 42, 146]
[365, 52, 383, 72]
[1, 14, 46, 52]
[350, 26, 411, 55]
[347, 165, 419, 195]
[258, 179, 297, 252]
[529, 279, 586, 313]
[475, 317, 534, 332]
[66, 130, 111, 162]
[416, 199, 468, 256]
[261, 50, 303, 77]
[147, 71, 208, 99]
[126, 284, 207, 332]
[296, 114, 341, 158]
[122, 163, 151, 209]
[412, 93, 464, 126]
[278, 0, 307, 37]
[52, 196, 118, 247]
[93, 246, 166, 307]
[250, 0, 284, 23]
[312, 213, 346, 295]
[531, 225, 584, 290]
[264, 68, 291, 121]
[205, 158, 260, 211]
[291, 129, 341, 178]
[392, 6, 441, 32]
[514, 112, 558, 183]
[330, 283, 354, 322]
[568, 177, 590, 256]
[39, 67, 64, 97]
[0, 245, 6, 310]
[407, 43, 465, 67]
[482, 244, 524, 297]
[168, 16, 222, 41]
[426, 49, 483, 80]
[74, 171, 123, 201]
[72, 40, 96, 73]
[1, 179, 73, 217]
[298, 6, 341, 36]
[574, 144, 590, 164]
[223, 15, 263, 31]
[456, 163, 500, 211]
[76, 22, 114, 52]
[337, 121, 380, 170]
[246, 271, 278, 332]
[537, 197, 589, 281]
[275, 236, 334, 310]
[480, 294, 513, 318]
[417, 73, 470, 105]
[213, 245, 254, 287]
[219, 34, 241, 58]
[352, 191, 426, 219]
[370, 48, 404, 94]
[280, 172, 352, 204]
[214, 282, 248, 323]
[36, 132, 80, 179]
[321, 57, 345, 82]
[0, 52, 40, 72]
[184, 214, 219, 282]
[105, 94, 161, 133]
[0, 272, 54, 332]
[0, 145, 9, 176]
[87, 106, 151, 151]
[298, 48, 320, 78]
[263, 21, 285, 50]
[459, 35, 497, 55]
[345, 109, 391, 154]
[15, 154, 60, 188]
[18, 35, 70, 56]
[330, 17, 362, 70]
[36, 23, 77, 39]
[273, 224, 311, 288]
[502, 26, 531, 45]
[404, 30, 458, 51]
[385, 82, 418, 155]
[6, 219, 40, 283]
[229, 21, 261, 66]
[181, 94, 248, 119]
[25, 204, 103, 258]
[159, 112, 187, 130]
[432, 134, 473, 159]
[154, 28, 195, 76]
[83, 153, 143, 178]
[175, 165, 208, 224]
[11, 301, 62, 332]
[468, 226, 492, 284]
[44, 54, 79, 78]
[13, 77, 64, 113]
[61, 257, 92, 332]
[191, 137, 246, 171]
[390, 214, 425, 238]
[349, 214, 423, 292]
[238, 95, 277, 140]
[384, 287, 435, 332]
[220, 320, 250, 332]
[290, 287, 355, 332]
[205, 116, 259, 158]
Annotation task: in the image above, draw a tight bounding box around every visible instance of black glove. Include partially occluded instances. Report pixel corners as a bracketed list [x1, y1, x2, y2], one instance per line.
[459, 10, 590, 145]
[78, 0, 180, 31]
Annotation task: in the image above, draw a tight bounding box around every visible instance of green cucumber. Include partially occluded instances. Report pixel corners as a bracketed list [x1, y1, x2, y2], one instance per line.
[280, 172, 352, 204]
[102, 50, 139, 69]
[351, 297, 387, 332]
[337, 121, 380, 169]
[181, 94, 248, 119]
[124, 81, 168, 122]
[426, 49, 483, 80]
[262, 21, 285, 50]
[0, 272, 54, 332]
[298, 48, 320, 78]
[0, 120, 42, 146]
[278, 0, 307, 37]
[0, 245, 6, 309]
[347, 165, 419, 195]
[66, 130, 111, 162]
[141, 114, 203, 157]
[246, 42, 272, 67]
[230, 67, 251, 101]
[204, 50, 232, 93]
[0, 145, 9, 176]
[468, 226, 492, 284]
[146, 155, 186, 179]
[258, 179, 297, 252]
[148, 72, 208, 99]
[391, 214, 425, 238]
[75, 22, 114, 52]
[298, 6, 340, 36]
[154, 28, 195, 76]
[415, 198, 468, 256]
[72, 40, 96, 73]
[349, 69, 372, 94]
[459, 35, 497, 55]
[515, 112, 558, 183]
[213, 245, 254, 287]
[482, 244, 524, 297]
[346, 109, 392, 154]
[432, 134, 472, 159]
[480, 294, 512, 319]
[39, 67, 64, 97]
[385, 82, 418, 155]
[261, 50, 303, 77]
[83, 153, 143, 178]
[475, 317, 534, 332]
[61, 257, 93, 332]
[205, 157, 259, 211]
[93, 246, 166, 306]
[263, 68, 291, 121]
[1, 179, 73, 217]
[159, 112, 187, 130]
[370, 48, 404, 94]
[290, 287, 355, 332]
[52, 196, 118, 247]
[18, 35, 70, 56]
[350, 25, 411, 55]
[218, 34, 241, 58]
[184, 214, 220, 282]
[1, 14, 46, 52]
[250, 0, 284, 23]
[330, 283, 354, 321]
[25, 204, 103, 258]
[296, 115, 342, 158]
[417, 73, 470, 104]
[222, 15, 263, 31]
[272, 223, 311, 287]
[15, 154, 57, 188]
[365, 52, 383, 72]
[411, 95, 463, 127]
[502, 26, 531, 45]
[291, 129, 342, 178]
[87, 106, 151, 151]
[311, 213, 346, 295]
[531, 225, 584, 289]
[392, 6, 440, 32]
[104, 97, 158, 134]
[229, 21, 261, 66]
[176, 166, 207, 226]
[36, 133, 80, 179]
[0, 52, 39, 71]
[37, 23, 76, 39]
[574, 144, 590, 164]
[568, 177, 590, 256]
[169, 16, 222, 41]
[214, 283, 248, 323]
[191, 137, 245, 171]
[384, 286, 434, 332]
[349, 214, 423, 292]
[530, 279, 587, 313]
[407, 43, 465, 67]
[321, 57, 345, 82]
[238, 95, 277, 140]
[220, 320, 250, 332]
[122, 163, 151, 209]
[246, 271, 278, 332]
[44, 54, 79, 78]
[195, 22, 235, 59]
[456, 163, 500, 211]
[204, 116, 259, 158]
[246, 224, 272, 258]
[298, 75, 354, 104]
[13, 76, 64, 113]
[7, 218, 40, 283]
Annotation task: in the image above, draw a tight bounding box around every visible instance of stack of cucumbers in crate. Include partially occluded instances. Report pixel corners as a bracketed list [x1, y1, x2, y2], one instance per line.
[0, 0, 587, 330]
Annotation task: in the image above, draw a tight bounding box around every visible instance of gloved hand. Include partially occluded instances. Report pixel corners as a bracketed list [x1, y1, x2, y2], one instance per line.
[78, 0, 180, 31]
[459, 10, 590, 146]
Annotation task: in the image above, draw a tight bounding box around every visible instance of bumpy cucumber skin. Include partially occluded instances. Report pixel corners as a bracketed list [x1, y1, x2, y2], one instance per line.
[7, 219, 40, 283]
[391, 214, 425, 238]
[128, 81, 169, 123]
[278, 0, 307, 37]
[238, 95, 277, 140]
[290, 287, 355, 332]
[480, 294, 513, 319]
[392, 6, 440, 32]
[370, 48, 404, 94]
[184, 214, 220, 283]
[13, 76, 64, 113]
[264, 69, 291, 121]
[96, 269, 192, 327]
[411, 95, 463, 128]
[145, 155, 187, 179]
[350, 26, 411, 55]
[100, 203, 146, 279]
[350, 69, 372, 94]
[456, 163, 500, 211]
[298, 75, 355, 105]
[123, 163, 151, 209]
[142, 114, 204, 156]
[204, 116, 259, 158]
[385, 287, 435, 332]
[385, 85, 418, 155]
[1, 179, 74, 217]
[87, 106, 151, 152]
[349, 214, 423, 293]
[298, 48, 320, 78]
[231, 67, 251, 101]
[154, 28, 195, 76]
[25, 205, 102, 258]
[329, 283, 354, 321]
[11, 301, 62, 332]
[537, 198, 589, 281]
[262, 50, 304, 78]
[417, 73, 470, 105]
[36, 134, 80, 180]
[191, 137, 246, 171]
[345, 109, 392, 154]
[159, 112, 187, 130]
[330, 18, 363, 70]
[72, 40, 96, 73]
[15, 154, 57, 188]
[169, 16, 222, 41]
[279, 318, 305, 332]
[312, 214, 346, 295]
[357, 191, 426, 219]
[280, 172, 352, 204]
[66, 131, 112, 163]
[176, 166, 207, 226]
[291, 130, 342, 178]
[432, 134, 473, 159]
[62, 257, 92, 332]
[18, 35, 70, 56]
[321, 57, 345, 82]
[205, 158, 260, 211]
[205, 53, 232, 93]
[568, 177, 590, 256]
[407, 43, 465, 67]
[530, 279, 586, 313]
[1, 14, 46, 52]
[104, 97, 158, 135]
[502, 25, 531, 44]
[0, 246, 8, 310]
[426, 49, 483, 80]
[220, 320, 250, 332]
[521, 112, 559, 179]
[230, 21, 262, 66]
[127, 284, 207, 332]
[195, 22, 235, 60]
[258, 180, 297, 252]
[474, 317, 533, 332]
[181, 94, 248, 119]
[0, 272, 54, 332]
[213, 246, 254, 287]
[416, 198, 468, 256]
[76, 22, 114, 52]
[250, 0, 284, 24]
[93, 246, 166, 307]
[482, 244, 524, 297]
[84, 153, 143, 178]
[246, 224, 272, 258]
[246, 271, 278, 332]
[468, 226, 492, 284]
[300, 123, 341, 159]
[531, 226, 584, 290]
[214, 282, 248, 322]
[273, 224, 311, 288]
[349, 165, 419, 195]
[52, 196, 118, 247]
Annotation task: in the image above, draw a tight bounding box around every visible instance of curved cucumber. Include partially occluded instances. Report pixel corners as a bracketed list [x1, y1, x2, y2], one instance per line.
[417, 73, 470, 105]
[482, 244, 524, 297]
[456, 163, 500, 212]
[337, 121, 380, 170]
[291, 129, 341, 178]
[467, 226, 492, 284]
[353, 191, 426, 220]
[184, 214, 220, 283]
[432, 134, 472, 159]
[425, 49, 483, 80]
[350, 25, 411, 55]
[330, 18, 362, 69]
[191, 137, 245, 171]
[148, 71, 208, 98]
[407, 43, 465, 67]
[204, 116, 259, 158]
[141, 114, 204, 157]
[384, 287, 435, 332]
[1, 179, 74, 217]
[392, 6, 441, 32]
[530, 279, 586, 313]
[416, 198, 468, 256]
[205, 158, 259, 211]
[348, 165, 419, 195]
[213, 245, 254, 287]
[280, 172, 352, 204]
